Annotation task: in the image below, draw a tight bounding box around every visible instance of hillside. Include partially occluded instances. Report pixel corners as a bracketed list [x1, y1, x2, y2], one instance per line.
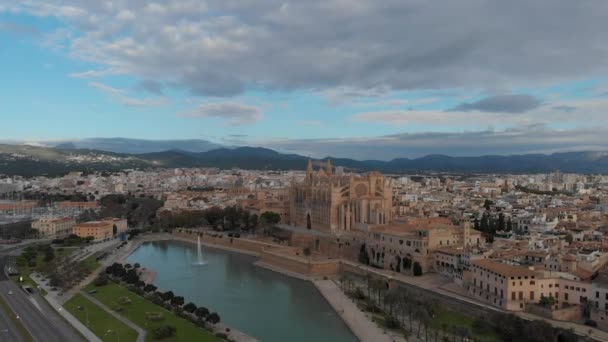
[2, 143, 608, 177]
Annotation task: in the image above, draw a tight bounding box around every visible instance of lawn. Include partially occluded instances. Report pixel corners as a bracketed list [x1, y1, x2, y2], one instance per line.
[432, 308, 502, 342]
[84, 282, 221, 342]
[64, 294, 138, 342]
[81, 252, 102, 272]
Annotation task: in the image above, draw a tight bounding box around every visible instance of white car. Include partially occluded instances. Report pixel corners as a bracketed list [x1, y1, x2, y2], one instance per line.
[8, 290, 13, 295]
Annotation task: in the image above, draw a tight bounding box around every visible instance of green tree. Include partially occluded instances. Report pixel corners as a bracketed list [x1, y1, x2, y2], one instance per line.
[260, 211, 281, 225]
[183, 302, 197, 313]
[483, 199, 493, 211]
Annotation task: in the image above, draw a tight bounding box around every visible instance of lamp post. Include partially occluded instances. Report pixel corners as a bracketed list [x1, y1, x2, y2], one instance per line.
[77, 305, 89, 327]
[105, 329, 120, 342]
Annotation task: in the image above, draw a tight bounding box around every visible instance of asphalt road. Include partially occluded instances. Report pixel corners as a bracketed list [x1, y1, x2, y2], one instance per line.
[0, 297, 21, 342]
[0, 252, 84, 342]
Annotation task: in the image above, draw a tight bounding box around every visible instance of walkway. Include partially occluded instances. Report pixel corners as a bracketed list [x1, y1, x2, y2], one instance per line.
[314, 279, 407, 342]
[81, 291, 146, 342]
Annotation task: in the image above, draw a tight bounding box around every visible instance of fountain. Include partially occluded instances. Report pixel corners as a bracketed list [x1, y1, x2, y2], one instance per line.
[196, 235, 206, 265]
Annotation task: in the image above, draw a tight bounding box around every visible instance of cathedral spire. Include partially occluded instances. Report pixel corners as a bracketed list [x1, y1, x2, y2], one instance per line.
[326, 159, 333, 176]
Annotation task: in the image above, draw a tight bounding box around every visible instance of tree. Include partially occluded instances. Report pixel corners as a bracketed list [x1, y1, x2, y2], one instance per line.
[153, 325, 176, 339]
[506, 217, 513, 231]
[260, 211, 281, 225]
[183, 302, 197, 313]
[483, 199, 493, 211]
[144, 284, 157, 293]
[497, 213, 506, 231]
[539, 295, 556, 307]
[249, 214, 258, 233]
[171, 296, 185, 307]
[565, 234, 573, 244]
[206, 312, 221, 324]
[195, 306, 210, 319]
[241, 211, 251, 230]
[112, 224, 118, 236]
[161, 291, 174, 302]
[413, 261, 423, 276]
[123, 269, 139, 284]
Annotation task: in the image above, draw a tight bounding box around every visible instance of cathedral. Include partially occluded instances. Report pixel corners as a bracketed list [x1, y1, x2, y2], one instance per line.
[289, 160, 393, 234]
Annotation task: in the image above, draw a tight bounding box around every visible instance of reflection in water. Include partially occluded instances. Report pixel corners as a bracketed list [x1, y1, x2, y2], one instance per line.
[128, 241, 357, 342]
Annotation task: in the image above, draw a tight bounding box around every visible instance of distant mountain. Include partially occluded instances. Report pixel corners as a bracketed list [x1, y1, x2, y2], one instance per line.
[138, 148, 608, 174]
[1, 142, 608, 177]
[0, 144, 150, 177]
[50, 138, 221, 154]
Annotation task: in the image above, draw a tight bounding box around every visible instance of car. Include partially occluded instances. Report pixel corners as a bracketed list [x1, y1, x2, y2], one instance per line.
[8, 290, 13, 295]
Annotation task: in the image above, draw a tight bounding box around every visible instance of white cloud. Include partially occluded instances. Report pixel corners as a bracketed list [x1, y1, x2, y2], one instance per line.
[4, 1, 608, 96]
[88, 81, 166, 107]
[178, 102, 263, 125]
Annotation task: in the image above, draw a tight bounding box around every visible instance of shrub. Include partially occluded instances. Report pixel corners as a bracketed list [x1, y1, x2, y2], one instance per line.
[118, 296, 132, 305]
[93, 276, 108, 287]
[153, 325, 176, 339]
[146, 312, 165, 322]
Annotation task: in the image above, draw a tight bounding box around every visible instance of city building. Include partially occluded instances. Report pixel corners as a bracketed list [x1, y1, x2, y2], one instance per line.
[31, 217, 75, 238]
[73, 218, 128, 241]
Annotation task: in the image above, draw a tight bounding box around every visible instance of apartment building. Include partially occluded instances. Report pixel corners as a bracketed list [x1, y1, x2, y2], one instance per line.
[73, 218, 128, 241]
[31, 217, 75, 238]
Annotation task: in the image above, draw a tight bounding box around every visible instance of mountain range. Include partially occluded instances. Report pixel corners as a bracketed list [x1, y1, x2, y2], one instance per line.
[1, 142, 608, 177]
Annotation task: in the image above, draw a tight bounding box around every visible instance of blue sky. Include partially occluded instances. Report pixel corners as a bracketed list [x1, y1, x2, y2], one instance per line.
[1, 1, 608, 159]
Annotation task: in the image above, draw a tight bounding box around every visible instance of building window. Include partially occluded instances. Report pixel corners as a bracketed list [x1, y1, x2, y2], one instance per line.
[511, 292, 516, 300]
[530, 291, 535, 300]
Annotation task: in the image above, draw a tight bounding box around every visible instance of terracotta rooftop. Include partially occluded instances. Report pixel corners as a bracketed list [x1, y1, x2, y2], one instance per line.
[472, 259, 538, 278]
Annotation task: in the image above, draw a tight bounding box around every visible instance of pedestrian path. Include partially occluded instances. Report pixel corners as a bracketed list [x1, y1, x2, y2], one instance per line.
[314, 279, 407, 342]
[81, 291, 146, 342]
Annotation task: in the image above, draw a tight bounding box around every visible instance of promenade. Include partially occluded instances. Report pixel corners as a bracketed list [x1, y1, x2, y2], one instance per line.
[314, 279, 408, 342]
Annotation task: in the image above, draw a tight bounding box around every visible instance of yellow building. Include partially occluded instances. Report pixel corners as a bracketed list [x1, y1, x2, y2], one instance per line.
[468, 259, 591, 311]
[73, 218, 128, 241]
[31, 217, 75, 238]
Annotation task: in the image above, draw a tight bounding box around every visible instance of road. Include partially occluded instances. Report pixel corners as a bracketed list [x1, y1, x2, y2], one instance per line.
[0, 253, 84, 342]
[0, 295, 21, 342]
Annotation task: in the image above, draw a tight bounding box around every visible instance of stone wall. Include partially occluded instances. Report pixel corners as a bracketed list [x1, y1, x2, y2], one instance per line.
[528, 304, 582, 322]
[259, 249, 340, 278]
[173, 230, 277, 256]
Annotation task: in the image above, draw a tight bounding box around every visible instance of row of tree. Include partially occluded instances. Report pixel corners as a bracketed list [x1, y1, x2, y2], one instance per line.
[104, 263, 222, 330]
[339, 273, 578, 342]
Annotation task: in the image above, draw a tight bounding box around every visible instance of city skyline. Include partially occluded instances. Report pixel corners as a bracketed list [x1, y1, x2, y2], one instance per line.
[2, 1, 608, 159]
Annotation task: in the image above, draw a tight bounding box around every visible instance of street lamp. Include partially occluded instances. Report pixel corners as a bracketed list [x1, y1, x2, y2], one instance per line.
[105, 329, 120, 342]
[77, 305, 89, 327]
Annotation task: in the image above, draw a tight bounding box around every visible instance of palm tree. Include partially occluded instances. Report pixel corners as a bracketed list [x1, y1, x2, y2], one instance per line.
[384, 288, 400, 316]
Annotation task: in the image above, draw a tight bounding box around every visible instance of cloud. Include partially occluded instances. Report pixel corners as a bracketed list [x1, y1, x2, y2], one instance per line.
[178, 102, 263, 125]
[552, 105, 577, 112]
[449, 94, 541, 113]
[256, 126, 608, 160]
[88, 81, 166, 107]
[69, 69, 115, 78]
[5, 1, 608, 96]
[0, 20, 40, 36]
[139, 80, 164, 95]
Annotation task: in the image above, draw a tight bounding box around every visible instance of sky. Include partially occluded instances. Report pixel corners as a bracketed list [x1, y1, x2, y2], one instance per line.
[1, 1, 608, 160]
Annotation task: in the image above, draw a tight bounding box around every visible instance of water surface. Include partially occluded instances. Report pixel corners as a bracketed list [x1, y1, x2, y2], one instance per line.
[127, 240, 358, 342]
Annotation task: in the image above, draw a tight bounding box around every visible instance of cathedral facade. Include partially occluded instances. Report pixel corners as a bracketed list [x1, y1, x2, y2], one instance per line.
[289, 160, 393, 234]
